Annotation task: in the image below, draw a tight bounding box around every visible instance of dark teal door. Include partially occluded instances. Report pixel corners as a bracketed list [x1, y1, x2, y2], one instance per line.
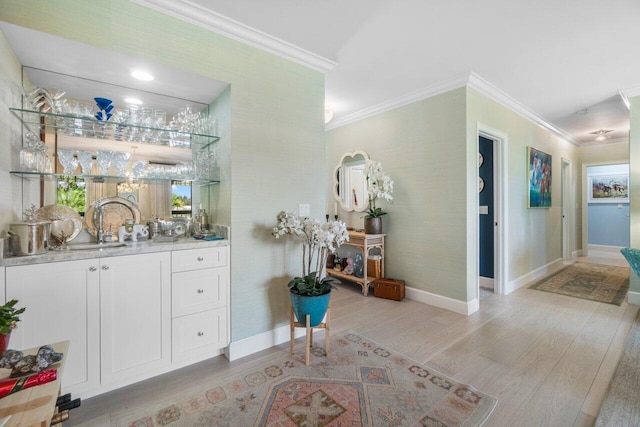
[479, 136, 494, 278]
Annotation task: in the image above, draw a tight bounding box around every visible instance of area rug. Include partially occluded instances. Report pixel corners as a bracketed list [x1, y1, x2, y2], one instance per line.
[596, 308, 640, 426]
[528, 262, 629, 305]
[115, 331, 497, 426]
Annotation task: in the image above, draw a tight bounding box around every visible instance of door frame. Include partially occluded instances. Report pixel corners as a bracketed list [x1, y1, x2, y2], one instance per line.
[561, 158, 572, 260]
[477, 123, 508, 296]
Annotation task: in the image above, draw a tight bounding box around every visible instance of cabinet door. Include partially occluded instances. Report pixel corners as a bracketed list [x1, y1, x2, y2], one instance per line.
[100, 252, 171, 385]
[6, 260, 100, 395]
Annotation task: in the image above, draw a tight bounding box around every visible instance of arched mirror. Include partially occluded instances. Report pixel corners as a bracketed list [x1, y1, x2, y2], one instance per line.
[333, 151, 369, 212]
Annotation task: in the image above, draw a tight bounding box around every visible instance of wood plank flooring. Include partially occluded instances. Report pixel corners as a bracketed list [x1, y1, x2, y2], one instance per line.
[67, 251, 635, 426]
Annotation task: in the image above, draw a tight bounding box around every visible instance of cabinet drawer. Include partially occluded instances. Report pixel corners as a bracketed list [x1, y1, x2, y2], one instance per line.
[172, 267, 227, 317]
[172, 308, 227, 360]
[172, 247, 227, 272]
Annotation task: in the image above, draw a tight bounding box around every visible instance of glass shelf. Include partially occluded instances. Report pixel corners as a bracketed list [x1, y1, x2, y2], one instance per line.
[10, 108, 220, 149]
[10, 170, 220, 185]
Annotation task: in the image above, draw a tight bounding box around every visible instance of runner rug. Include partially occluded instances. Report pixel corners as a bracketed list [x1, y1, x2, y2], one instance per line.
[115, 331, 497, 426]
[529, 262, 629, 306]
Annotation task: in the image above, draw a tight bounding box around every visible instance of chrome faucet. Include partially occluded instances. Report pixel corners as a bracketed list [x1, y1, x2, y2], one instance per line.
[94, 200, 137, 243]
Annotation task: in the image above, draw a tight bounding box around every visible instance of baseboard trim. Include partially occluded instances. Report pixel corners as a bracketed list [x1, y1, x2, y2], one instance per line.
[588, 244, 625, 253]
[226, 324, 308, 361]
[628, 291, 640, 306]
[406, 286, 479, 315]
[506, 258, 565, 294]
[479, 277, 494, 290]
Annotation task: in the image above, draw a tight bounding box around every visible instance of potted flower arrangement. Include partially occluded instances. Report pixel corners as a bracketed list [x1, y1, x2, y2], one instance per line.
[0, 299, 25, 355]
[364, 160, 394, 234]
[272, 211, 349, 326]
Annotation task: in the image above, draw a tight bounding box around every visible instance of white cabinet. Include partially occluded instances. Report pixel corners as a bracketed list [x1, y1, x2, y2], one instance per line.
[6, 260, 100, 396]
[100, 252, 171, 385]
[171, 247, 230, 363]
[3, 245, 229, 399]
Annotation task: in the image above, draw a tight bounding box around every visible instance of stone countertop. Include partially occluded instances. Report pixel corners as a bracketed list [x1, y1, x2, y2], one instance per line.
[1, 237, 229, 267]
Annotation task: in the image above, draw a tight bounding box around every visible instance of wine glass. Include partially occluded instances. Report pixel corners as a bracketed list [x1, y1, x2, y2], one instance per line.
[96, 150, 113, 175]
[57, 150, 78, 174]
[111, 151, 131, 176]
[76, 150, 94, 175]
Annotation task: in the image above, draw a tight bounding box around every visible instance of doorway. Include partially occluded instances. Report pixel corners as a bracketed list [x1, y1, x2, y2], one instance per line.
[561, 159, 571, 260]
[478, 136, 495, 293]
[476, 124, 508, 302]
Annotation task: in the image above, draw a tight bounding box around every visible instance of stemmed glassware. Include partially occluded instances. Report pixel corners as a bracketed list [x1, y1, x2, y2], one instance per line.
[96, 150, 114, 175]
[57, 150, 78, 174]
[76, 150, 94, 175]
[111, 151, 131, 176]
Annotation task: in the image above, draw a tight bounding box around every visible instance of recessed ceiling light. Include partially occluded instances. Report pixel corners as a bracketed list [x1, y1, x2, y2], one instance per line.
[131, 70, 154, 81]
[125, 97, 143, 105]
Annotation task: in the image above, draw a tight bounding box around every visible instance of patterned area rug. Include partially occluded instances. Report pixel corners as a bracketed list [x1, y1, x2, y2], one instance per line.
[529, 262, 629, 305]
[115, 331, 497, 426]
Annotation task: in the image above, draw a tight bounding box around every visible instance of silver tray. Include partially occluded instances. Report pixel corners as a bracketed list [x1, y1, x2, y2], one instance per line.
[35, 204, 82, 242]
[85, 196, 141, 237]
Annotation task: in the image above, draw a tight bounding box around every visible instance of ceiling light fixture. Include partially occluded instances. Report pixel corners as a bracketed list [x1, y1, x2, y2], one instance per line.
[131, 69, 154, 81]
[324, 109, 334, 124]
[124, 97, 143, 105]
[590, 129, 613, 142]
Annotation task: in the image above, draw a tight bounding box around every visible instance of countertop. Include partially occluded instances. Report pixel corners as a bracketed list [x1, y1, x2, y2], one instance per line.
[1, 237, 229, 267]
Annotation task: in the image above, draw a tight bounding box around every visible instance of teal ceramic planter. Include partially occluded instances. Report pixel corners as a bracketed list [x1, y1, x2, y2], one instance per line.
[290, 292, 331, 327]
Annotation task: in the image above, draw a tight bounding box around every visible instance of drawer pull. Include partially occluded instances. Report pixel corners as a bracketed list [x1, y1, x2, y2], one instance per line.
[197, 289, 204, 294]
[89, 266, 97, 272]
[102, 265, 110, 270]
[197, 331, 204, 336]
[197, 257, 204, 261]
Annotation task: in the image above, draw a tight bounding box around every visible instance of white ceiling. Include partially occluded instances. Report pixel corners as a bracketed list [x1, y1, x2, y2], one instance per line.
[136, 0, 640, 145]
[3, 2, 639, 145]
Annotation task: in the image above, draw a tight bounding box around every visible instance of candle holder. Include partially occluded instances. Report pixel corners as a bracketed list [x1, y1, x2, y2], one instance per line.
[334, 215, 338, 221]
[325, 214, 330, 222]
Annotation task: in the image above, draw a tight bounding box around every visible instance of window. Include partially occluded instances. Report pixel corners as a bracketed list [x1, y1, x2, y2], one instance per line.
[171, 181, 192, 217]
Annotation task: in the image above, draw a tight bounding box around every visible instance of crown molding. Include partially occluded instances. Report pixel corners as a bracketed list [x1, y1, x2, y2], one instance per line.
[466, 73, 578, 146]
[621, 86, 640, 100]
[326, 74, 470, 130]
[131, 0, 336, 73]
[327, 72, 579, 146]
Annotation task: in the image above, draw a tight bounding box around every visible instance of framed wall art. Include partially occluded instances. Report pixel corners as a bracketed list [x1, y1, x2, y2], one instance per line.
[588, 174, 629, 203]
[527, 146, 552, 208]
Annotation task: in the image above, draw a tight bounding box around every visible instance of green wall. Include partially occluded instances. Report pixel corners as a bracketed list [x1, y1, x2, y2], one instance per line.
[0, 0, 327, 345]
[327, 88, 469, 302]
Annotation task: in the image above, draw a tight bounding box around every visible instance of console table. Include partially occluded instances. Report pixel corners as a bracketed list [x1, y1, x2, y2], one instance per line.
[0, 341, 68, 427]
[327, 231, 385, 296]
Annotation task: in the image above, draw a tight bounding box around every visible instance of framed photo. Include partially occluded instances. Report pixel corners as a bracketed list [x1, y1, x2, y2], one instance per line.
[527, 146, 552, 208]
[588, 174, 629, 203]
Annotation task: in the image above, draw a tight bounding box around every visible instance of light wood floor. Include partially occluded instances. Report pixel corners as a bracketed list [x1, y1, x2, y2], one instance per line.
[67, 251, 635, 426]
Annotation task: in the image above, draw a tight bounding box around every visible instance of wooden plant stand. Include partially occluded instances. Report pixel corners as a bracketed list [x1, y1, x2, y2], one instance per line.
[289, 306, 330, 365]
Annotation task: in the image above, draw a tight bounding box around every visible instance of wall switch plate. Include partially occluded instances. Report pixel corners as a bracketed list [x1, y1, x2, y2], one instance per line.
[298, 204, 310, 217]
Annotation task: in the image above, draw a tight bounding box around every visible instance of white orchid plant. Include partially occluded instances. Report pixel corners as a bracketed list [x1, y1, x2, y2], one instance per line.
[365, 160, 394, 218]
[272, 211, 349, 296]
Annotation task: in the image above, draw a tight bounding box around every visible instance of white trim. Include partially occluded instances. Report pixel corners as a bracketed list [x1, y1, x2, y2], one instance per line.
[468, 74, 578, 145]
[326, 74, 470, 130]
[506, 258, 564, 294]
[327, 72, 578, 148]
[628, 291, 640, 306]
[621, 87, 640, 100]
[588, 244, 625, 253]
[477, 124, 509, 296]
[479, 277, 494, 290]
[226, 324, 307, 361]
[405, 286, 479, 315]
[131, 0, 336, 73]
[561, 158, 573, 260]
